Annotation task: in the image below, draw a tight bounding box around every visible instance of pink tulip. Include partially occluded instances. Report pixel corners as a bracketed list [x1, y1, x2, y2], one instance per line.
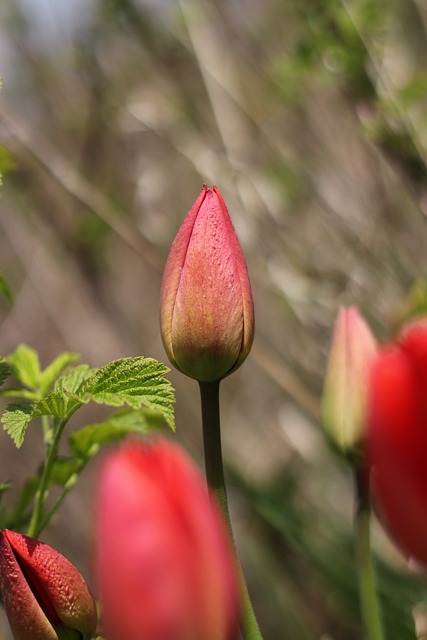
[0, 529, 97, 640]
[95, 438, 240, 640]
[368, 319, 427, 566]
[160, 185, 254, 382]
[322, 306, 377, 454]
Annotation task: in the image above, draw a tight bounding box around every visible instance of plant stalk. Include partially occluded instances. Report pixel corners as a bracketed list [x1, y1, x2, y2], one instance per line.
[199, 380, 263, 640]
[27, 406, 78, 538]
[354, 466, 385, 640]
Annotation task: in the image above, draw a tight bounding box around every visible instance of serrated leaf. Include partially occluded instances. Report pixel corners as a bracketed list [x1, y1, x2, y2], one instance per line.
[69, 408, 166, 460]
[7, 344, 41, 391]
[74, 357, 175, 430]
[32, 393, 67, 419]
[55, 363, 96, 414]
[55, 363, 95, 395]
[0, 273, 13, 305]
[0, 358, 11, 386]
[1, 403, 33, 447]
[39, 352, 80, 396]
[1, 394, 68, 448]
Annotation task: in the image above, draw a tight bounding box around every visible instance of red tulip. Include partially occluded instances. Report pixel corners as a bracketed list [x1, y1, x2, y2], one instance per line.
[160, 185, 254, 382]
[0, 529, 97, 640]
[95, 438, 240, 640]
[368, 319, 427, 566]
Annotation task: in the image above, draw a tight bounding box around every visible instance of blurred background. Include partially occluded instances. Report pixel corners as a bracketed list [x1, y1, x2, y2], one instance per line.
[1, 0, 427, 638]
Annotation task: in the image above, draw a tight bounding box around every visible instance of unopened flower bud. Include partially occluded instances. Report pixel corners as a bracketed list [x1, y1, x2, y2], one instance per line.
[0, 529, 97, 640]
[160, 185, 254, 382]
[321, 306, 377, 454]
[95, 438, 241, 640]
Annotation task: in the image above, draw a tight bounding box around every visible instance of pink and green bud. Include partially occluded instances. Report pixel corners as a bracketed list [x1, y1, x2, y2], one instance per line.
[321, 306, 377, 454]
[95, 438, 241, 640]
[160, 185, 254, 382]
[0, 529, 97, 640]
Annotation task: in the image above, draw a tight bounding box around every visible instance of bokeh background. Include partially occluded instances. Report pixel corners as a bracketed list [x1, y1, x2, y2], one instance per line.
[1, 0, 427, 638]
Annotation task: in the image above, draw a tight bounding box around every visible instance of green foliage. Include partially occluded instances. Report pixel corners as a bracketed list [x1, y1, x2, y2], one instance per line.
[55, 363, 95, 404]
[39, 352, 81, 396]
[271, 0, 385, 103]
[7, 344, 41, 391]
[2, 403, 34, 448]
[0, 481, 12, 496]
[231, 466, 424, 639]
[69, 408, 165, 460]
[0, 345, 175, 534]
[3, 346, 81, 398]
[393, 279, 427, 329]
[1, 350, 175, 449]
[73, 357, 175, 429]
[0, 358, 11, 386]
[8, 476, 39, 530]
[0, 273, 14, 305]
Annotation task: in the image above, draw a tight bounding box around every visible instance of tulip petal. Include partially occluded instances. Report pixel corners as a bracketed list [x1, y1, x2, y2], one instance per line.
[95, 439, 240, 640]
[0, 531, 97, 640]
[322, 306, 377, 452]
[0, 531, 58, 640]
[160, 185, 254, 382]
[368, 337, 427, 566]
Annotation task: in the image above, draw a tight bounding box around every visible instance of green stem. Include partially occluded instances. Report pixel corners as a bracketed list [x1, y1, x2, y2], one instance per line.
[199, 380, 263, 640]
[354, 467, 385, 640]
[37, 471, 80, 534]
[41, 414, 54, 448]
[27, 413, 73, 539]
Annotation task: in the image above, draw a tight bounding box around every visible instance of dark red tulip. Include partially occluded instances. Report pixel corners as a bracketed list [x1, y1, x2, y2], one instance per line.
[368, 319, 427, 566]
[0, 529, 97, 640]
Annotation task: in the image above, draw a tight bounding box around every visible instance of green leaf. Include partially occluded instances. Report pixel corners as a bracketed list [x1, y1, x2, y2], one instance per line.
[0, 273, 14, 305]
[0, 481, 12, 495]
[32, 392, 67, 420]
[0, 388, 39, 400]
[55, 363, 96, 414]
[39, 352, 80, 396]
[0, 358, 11, 386]
[55, 363, 95, 395]
[1, 403, 33, 447]
[69, 408, 166, 460]
[7, 344, 41, 391]
[0, 481, 12, 525]
[49, 457, 83, 488]
[1, 394, 68, 448]
[7, 475, 39, 531]
[73, 357, 175, 430]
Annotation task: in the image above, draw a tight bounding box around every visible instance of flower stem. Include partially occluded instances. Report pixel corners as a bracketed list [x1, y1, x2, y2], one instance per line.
[354, 467, 385, 640]
[27, 417, 66, 538]
[27, 406, 78, 538]
[199, 380, 263, 640]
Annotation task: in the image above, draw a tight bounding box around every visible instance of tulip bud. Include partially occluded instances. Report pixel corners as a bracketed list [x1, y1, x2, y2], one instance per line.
[368, 319, 427, 567]
[95, 438, 240, 640]
[321, 306, 377, 455]
[0, 530, 97, 640]
[160, 185, 254, 382]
